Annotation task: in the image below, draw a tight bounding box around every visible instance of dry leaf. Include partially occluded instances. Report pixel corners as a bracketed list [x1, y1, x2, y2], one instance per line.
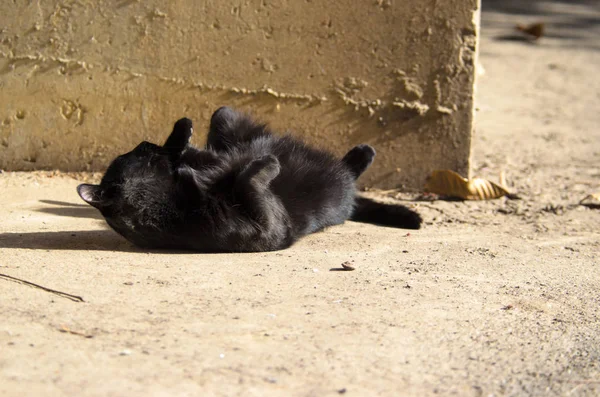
[424, 170, 510, 200]
[515, 22, 545, 40]
[579, 193, 600, 209]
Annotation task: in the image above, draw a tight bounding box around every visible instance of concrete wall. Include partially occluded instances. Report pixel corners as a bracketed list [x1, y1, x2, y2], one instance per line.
[0, 0, 479, 189]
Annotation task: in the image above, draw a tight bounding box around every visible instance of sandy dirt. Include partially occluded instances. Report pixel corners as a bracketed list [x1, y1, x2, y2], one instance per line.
[1, 2, 599, 396]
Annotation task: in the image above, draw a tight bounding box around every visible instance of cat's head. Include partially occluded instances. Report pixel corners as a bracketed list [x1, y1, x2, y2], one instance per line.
[77, 118, 194, 241]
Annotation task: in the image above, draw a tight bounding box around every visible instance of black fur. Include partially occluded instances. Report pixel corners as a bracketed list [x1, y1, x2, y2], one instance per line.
[77, 107, 421, 252]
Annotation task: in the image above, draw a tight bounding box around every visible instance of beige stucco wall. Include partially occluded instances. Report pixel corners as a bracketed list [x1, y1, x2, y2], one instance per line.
[0, 0, 479, 189]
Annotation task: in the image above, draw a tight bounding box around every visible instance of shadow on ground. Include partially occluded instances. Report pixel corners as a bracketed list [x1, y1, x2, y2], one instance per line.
[0, 230, 135, 251]
[37, 200, 103, 220]
[0, 230, 238, 255]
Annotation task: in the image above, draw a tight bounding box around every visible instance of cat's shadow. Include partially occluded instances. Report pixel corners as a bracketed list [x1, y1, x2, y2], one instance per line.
[37, 200, 104, 220]
[0, 200, 136, 252]
[0, 229, 237, 254]
[0, 200, 219, 254]
[0, 230, 139, 252]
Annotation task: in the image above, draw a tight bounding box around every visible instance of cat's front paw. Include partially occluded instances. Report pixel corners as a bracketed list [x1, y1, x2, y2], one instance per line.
[342, 144, 376, 179]
[164, 118, 193, 153]
[241, 155, 281, 188]
[255, 154, 281, 179]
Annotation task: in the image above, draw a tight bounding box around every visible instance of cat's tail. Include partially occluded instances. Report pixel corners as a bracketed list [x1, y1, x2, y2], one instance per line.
[350, 196, 422, 229]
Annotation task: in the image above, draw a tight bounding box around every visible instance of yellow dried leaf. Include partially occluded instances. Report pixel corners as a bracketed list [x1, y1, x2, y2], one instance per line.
[579, 193, 600, 208]
[424, 170, 510, 200]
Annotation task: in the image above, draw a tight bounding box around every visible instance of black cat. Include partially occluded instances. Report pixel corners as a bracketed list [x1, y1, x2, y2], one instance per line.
[77, 107, 421, 252]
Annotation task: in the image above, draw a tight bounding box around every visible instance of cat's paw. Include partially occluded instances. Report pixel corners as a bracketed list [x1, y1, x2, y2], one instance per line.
[174, 117, 193, 134]
[210, 107, 239, 133]
[342, 144, 376, 179]
[241, 155, 281, 187]
[164, 117, 193, 153]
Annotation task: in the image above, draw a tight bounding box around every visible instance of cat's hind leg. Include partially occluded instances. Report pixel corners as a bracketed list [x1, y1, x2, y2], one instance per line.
[342, 144, 376, 179]
[207, 107, 270, 152]
[207, 107, 241, 151]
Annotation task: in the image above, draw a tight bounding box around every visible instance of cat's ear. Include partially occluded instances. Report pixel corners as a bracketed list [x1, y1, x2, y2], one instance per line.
[209, 106, 239, 135]
[77, 184, 104, 209]
[164, 117, 193, 153]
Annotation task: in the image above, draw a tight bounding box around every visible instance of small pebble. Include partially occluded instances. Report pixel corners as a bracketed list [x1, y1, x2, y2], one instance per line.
[341, 262, 355, 271]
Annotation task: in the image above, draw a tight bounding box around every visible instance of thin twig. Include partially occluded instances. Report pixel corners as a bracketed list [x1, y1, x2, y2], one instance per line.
[0, 272, 84, 302]
[58, 324, 93, 338]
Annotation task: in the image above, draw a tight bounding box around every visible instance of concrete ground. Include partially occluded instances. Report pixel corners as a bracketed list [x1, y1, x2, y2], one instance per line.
[1, 2, 599, 396]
